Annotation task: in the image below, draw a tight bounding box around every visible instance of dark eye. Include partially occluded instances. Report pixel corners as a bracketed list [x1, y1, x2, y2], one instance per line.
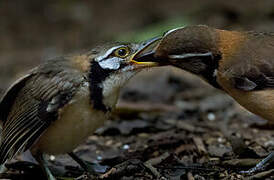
[114, 47, 130, 58]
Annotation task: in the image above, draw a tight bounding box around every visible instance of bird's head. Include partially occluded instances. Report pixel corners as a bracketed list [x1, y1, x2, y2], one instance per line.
[91, 37, 160, 73]
[83, 37, 161, 111]
[134, 25, 224, 87]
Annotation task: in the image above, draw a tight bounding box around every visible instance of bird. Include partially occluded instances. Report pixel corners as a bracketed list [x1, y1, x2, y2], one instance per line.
[0, 37, 161, 180]
[134, 25, 274, 174]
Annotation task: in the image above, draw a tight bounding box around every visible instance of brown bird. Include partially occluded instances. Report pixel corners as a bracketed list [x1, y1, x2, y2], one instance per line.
[134, 25, 274, 174]
[0, 37, 160, 180]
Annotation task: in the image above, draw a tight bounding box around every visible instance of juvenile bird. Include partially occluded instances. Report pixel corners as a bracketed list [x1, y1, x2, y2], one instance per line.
[0, 37, 160, 179]
[135, 25, 274, 174]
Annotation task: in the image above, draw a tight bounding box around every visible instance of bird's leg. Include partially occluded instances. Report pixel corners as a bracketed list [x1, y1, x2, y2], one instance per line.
[68, 152, 95, 173]
[0, 164, 7, 173]
[33, 152, 56, 180]
[241, 152, 274, 174]
[68, 152, 108, 174]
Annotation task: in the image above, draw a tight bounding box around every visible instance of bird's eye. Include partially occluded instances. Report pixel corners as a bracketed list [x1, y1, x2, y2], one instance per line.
[113, 47, 130, 58]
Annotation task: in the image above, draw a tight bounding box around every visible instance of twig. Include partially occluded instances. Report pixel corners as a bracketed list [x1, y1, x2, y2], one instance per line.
[143, 152, 170, 179]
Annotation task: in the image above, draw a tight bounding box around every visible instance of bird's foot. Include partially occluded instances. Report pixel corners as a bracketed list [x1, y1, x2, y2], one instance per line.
[82, 161, 108, 174]
[240, 152, 274, 174]
[32, 152, 57, 180]
[0, 164, 7, 173]
[68, 152, 108, 175]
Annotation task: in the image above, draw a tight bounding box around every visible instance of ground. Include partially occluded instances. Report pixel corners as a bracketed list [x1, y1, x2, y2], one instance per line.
[1, 68, 273, 180]
[0, 1, 274, 179]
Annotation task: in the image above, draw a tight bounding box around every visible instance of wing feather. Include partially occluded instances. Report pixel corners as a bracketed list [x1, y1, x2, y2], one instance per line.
[0, 115, 39, 161]
[0, 58, 84, 164]
[233, 62, 274, 91]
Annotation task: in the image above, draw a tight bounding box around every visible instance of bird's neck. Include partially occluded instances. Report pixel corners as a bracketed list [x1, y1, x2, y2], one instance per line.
[197, 53, 222, 89]
[89, 62, 113, 112]
[215, 29, 246, 72]
[88, 62, 137, 112]
[199, 29, 246, 89]
[100, 71, 136, 109]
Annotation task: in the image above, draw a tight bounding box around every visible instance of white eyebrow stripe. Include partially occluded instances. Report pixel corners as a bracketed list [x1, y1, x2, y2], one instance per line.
[164, 26, 185, 37]
[95, 45, 125, 62]
[168, 52, 213, 59]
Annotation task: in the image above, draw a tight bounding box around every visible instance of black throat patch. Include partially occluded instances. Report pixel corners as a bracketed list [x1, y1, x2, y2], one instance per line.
[200, 53, 222, 89]
[89, 62, 113, 112]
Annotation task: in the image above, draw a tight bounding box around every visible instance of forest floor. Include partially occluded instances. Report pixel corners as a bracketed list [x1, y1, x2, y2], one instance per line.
[1, 68, 274, 180]
[1, 1, 274, 179]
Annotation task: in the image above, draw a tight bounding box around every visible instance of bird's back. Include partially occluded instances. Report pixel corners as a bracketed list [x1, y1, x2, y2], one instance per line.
[216, 30, 274, 122]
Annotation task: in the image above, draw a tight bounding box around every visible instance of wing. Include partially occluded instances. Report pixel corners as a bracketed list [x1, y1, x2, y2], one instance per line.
[0, 59, 85, 163]
[0, 72, 34, 125]
[232, 62, 274, 91]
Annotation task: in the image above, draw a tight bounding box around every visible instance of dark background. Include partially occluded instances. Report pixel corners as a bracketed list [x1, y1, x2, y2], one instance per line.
[1, 0, 274, 93]
[1, 1, 274, 179]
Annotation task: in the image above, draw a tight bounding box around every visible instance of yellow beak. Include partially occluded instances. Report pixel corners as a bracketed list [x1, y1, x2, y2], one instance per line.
[130, 59, 158, 66]
[129, 37, 161, 67]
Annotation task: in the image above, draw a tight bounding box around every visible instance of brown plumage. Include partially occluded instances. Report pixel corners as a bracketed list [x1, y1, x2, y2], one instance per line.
[0, 38, 160, 179]
[135, 25, 274, 173]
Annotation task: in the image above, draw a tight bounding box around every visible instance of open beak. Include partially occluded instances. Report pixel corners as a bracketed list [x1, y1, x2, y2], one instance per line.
[129, 37, 161, 68]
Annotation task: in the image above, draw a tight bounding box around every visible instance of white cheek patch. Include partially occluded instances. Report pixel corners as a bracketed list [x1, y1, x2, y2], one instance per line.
[98, 57, 122, 70]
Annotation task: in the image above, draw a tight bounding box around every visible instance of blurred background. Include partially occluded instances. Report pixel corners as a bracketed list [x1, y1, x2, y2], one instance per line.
[2, 0, 274, 95]
[1, 1, 274, 179]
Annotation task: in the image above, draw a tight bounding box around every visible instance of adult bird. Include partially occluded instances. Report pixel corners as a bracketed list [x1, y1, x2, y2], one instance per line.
[135, 25, 274, 174]
[0, 37, 161, 179]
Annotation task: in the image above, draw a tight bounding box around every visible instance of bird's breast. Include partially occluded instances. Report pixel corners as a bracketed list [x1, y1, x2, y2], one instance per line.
[32, 86, 109, 155]
[217, 72, 274, 122]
